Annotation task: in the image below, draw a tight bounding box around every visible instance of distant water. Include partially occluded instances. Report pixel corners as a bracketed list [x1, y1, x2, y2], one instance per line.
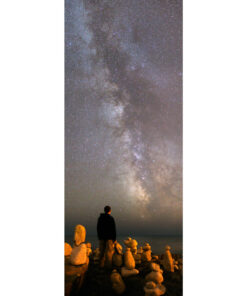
[65, 235, 182, 255]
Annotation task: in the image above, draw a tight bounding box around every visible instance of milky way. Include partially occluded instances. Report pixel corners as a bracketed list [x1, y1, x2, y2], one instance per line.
[65, 0, 182, 236]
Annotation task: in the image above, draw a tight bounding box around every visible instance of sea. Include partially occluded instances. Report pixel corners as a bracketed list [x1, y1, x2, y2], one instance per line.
[65, 235, 182, 255]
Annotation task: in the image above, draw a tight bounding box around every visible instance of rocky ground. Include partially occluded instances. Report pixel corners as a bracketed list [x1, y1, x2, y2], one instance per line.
[70, 254, 182, 296]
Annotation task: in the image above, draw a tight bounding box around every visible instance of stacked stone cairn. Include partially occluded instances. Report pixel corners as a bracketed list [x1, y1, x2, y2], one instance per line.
[112, 241, 123, 267]
[121, 247, 139, 277]
[141, 243, 152, 262]
[123, 237, 138, 253]
[111, 269, 126, 295]
[70, 224, 89, 266]
[144, 262, 166, 296]
[161, 245, 174, 272]
[123, 237, 141, 265]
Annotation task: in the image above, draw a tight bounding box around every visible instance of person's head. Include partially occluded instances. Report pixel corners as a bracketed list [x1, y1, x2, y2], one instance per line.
[104, 205, 111, 214]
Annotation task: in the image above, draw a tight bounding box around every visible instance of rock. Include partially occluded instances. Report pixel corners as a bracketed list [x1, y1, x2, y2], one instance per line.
[121, 266, 139, 277]
[86, 243, 92, 257]
[113, 241, 123, 267]
[124, 248, 136, 270]
[134, 253, 142, 265]
[123, 237, 132, 248]
[144, 281, 166, 296]
[70, 244, 88, 265]
[65, 242, 72, 256]
[150, 263, 163, 273]
[130, 239, 138, 254]
[161, 245, 174, 272]
[137, 247, 143, 254]
[113, 253, 123, 267]
[65, 256, 88, 296]
[124, 237, 138, 255]
[70, 225, 88, 266]
[115, 241, 123, 255]
[93, 248, 100, 262]
[145, 271, 164, 285]
[142, 243, 152, 262]
[74, 225, 86, 246]
[111, 269, 126, 294]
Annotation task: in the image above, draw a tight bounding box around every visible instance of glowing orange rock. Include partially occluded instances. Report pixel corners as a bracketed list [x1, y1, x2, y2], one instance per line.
[86, 242, 92, 256]
[124, 237, 138, 254]
[161, 246, 174, 272]
[93, 248, 100, 262]
[121, 266, 139, 277]
[124, 247, 135, 269]
[142, 243, 152, 262]
[145, 263, 164, 285]
[113, 242, 123, 267]
[70, 225, 88, 266]
[144, 281, 166, 296]
[64, 242, 72, 256]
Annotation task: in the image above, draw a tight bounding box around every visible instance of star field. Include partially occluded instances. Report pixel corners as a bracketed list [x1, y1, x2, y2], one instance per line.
[65, 0, 182, 236]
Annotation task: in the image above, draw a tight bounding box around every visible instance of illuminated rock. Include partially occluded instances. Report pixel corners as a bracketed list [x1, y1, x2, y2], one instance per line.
[142, 243, 152, 262]
[152, 255, 159, 261]
[143, 243, 151, 251]
[124, 248, 136, 270]
[123, 237, 132, 248]
[137, 247, 143, 254]
[144, 281, 166, 296]
[111, 269, 126, 294]
[145, 263, 164, 285]
[86, 243, 92, 257]
[74, 225, 86, 245]
[70, 225, 88, 266]
[145, 271, 164, 285]
[121, 266, 139, 277]
[161, 246, 174, 272]
[113, 253, 123, 267]
[124, 237, 138, 254]
[115, 241, 123, 254]
[150, 263, 163, 273]
[113, 242, 123, 267]
[70, 243, 88, 265]
[134, 253, 141, 264]
[130, 239, 138, 254]
[173, 259, 179, 270]
[65, 243, 72, 256]
[93, 248, 100, 262]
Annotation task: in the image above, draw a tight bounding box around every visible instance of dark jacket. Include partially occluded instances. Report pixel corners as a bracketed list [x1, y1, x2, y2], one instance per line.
[97, 213, 116, 241]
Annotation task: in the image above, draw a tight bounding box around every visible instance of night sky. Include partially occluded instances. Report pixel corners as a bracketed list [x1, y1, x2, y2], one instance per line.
[65, 0, 182, 236]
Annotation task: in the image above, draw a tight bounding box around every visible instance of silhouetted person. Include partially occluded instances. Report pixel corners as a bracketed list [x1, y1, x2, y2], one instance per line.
[97, 205, 116, 268]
